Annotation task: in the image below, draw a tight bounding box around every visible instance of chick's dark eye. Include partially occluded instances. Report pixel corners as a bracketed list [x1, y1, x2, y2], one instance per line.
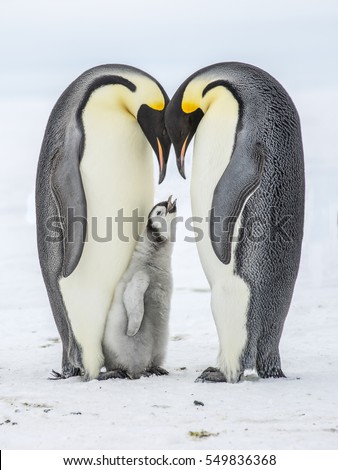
[156, 211, 161, 215]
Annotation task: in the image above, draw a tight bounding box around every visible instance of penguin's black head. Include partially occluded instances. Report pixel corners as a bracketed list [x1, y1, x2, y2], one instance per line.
[137, 104, 172, 184]
[147, 195, 177, 242]
[165, 89, 204, 179]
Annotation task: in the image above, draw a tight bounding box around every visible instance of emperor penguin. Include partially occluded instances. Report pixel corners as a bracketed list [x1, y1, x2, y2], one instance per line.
[36, 64, 171, 380]
[100, 195, 177, 380]
[165, 62, 304, 383]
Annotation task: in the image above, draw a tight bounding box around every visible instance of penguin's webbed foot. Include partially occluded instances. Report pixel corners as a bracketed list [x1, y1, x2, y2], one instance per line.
[142, 366, 169, 377]
[49, 367, 82, 380]
[98, 369, 128, 380]
[195, 367, 227, 383]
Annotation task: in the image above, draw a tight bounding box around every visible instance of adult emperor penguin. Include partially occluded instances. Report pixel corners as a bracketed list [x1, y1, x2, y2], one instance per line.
[36, 64, 171, 380]
[165, 62, 304, 383]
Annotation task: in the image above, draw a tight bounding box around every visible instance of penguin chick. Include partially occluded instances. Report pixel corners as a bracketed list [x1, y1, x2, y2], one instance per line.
[100, 195, 177, 380]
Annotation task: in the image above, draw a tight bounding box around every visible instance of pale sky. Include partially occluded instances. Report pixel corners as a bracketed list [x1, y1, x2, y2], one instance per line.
[1, 0, 337, 96]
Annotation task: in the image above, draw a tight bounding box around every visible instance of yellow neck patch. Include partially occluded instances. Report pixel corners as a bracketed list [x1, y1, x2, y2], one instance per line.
[182, 101, 199, 114]
[149, 101, 165, 111]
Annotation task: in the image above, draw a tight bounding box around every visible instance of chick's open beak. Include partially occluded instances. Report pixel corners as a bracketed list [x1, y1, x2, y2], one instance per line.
[166, 195, 177, 214]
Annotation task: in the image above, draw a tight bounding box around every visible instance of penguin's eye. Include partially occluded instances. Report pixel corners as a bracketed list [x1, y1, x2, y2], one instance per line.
[156, 211, 161, 215]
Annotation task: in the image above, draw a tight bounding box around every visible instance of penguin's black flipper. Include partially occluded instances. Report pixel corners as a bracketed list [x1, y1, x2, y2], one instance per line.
[210, 138, 265, 264]
[51, 118, 87, 277]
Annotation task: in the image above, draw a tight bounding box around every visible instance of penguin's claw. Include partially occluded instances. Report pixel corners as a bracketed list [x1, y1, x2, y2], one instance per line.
[142, 366, 169, 377]
[195, 367, 227, 383]
[49, 370, 64, 380]
[49, 367, 82, 380]
[98, 369, 128, 380]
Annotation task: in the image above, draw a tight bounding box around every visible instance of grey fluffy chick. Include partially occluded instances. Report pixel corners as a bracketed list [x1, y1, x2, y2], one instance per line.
[100, 195, 177, 380]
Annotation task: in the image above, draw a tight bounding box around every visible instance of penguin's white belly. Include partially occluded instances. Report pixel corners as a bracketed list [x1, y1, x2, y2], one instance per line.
[59, 104, 154, 379]
[190, 95, 250, 381]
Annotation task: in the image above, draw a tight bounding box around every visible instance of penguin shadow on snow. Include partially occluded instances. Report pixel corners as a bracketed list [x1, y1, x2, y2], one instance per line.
[40, 337, 60, 349]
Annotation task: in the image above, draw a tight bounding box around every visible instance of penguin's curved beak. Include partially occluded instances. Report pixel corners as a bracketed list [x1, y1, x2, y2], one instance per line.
[177, 134, 189, 180]
[165, 105, 204, 180]
[137, 104, 171, 185]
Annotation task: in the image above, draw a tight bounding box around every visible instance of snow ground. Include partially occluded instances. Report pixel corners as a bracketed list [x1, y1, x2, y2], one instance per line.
[0, 88, 337, 450]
